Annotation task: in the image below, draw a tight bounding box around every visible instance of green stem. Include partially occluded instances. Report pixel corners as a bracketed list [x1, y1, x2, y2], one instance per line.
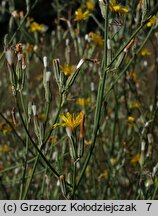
[19, 92, 28, 123]
[20, 120, 30, 199]
[22, 154, 40, 199]
[43, 101, 50, 132]
[76, 3, 109, 190]
[110, 88, 118, 156]
[71, 161, 77, 199]
[91, 14, 104, 32]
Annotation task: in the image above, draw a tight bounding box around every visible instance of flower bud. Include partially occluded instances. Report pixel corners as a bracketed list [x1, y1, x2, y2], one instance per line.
[107, 39, 111, 50]
[45, 174, 50, 186]
[22, 53, 26, 70]
[124, 38, 135, 53]
[66, 127, 72, 138]
[99, 0, 107, 19]
[59, 175, 67, 197]
[139, 139, 146, 168]
[43, 56, 48, 68]
[17, 53, 23, 61]
[152, 163, 158, 178]
[76, 59, 84, 70]
[80, 112, 85, 138]
[147, 133, 153, 144]
[28, 102, 32, 116]
[5, 49, 14, 66]
[143, 60, 148, 67]
[91, 82, 95, 91]
[46, 71, 51, 82]
[32, 104, 37, 116]
[52, 151, 58, 161]
[65, 38, 69, 46]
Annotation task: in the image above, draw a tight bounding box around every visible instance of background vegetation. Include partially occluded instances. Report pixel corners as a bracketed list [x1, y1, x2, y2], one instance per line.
[0, 0, 158, 199]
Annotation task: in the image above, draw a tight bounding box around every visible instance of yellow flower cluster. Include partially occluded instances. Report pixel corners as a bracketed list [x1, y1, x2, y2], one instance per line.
[89, 32, 104, 47]
[60, 63, 75, 76]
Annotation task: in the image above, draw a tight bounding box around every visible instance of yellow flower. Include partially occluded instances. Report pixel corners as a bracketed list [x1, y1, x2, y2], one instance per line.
[109, 0, 128, 14]
[98, 170, 108, 181]
[60, 64, 75, 76]
[29, 21, 48, 33]
[128, 116, 135, 126]
[146, 16, 157, 27]
[129, 101, 141, 110]
[0, 145, 10, 152]
[140, 48, 151, 56]
[131, 153, 140, 164]
[86, 0, 95, 11]
[0, 123, 12, 134]
[89, 32, 104, 46]
[129, 71, 136, 82]
[74, 8, 91, 22]
[54, 112, 85, 130]
[77, 98, 90, 107]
